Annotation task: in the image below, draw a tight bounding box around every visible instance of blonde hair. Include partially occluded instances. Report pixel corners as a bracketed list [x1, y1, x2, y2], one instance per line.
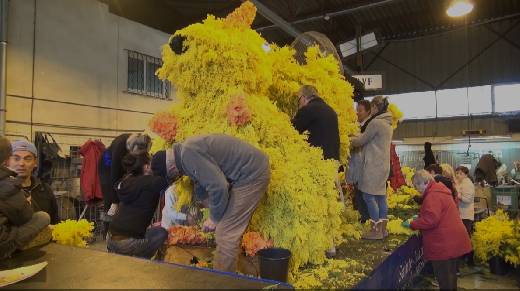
[412, 169, 434, 186]
[126, 133, 152, 155]
[440, 163, 455, 181]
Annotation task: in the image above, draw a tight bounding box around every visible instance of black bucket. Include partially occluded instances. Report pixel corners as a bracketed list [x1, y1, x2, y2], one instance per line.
[257, 248, 291, 282]
[489, 256, 509, 275]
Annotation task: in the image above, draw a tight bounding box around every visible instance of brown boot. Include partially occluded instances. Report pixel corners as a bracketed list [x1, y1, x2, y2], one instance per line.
[381, 219, 388, 238]
[362, 220, 383, 240]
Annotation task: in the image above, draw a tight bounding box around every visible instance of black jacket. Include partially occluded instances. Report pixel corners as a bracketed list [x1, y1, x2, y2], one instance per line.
[292, 97, 340, 160]
[98, 133, 131, 207]
[109, 175, 167, 238]
[0, 166, 33, 258]
[23, 177, 60, 224]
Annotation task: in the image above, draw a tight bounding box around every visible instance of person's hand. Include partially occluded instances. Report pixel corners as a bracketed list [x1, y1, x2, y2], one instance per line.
[401, 219, 411, 229]
[26, 196, 31, 205]
[203, 219, 216, 232]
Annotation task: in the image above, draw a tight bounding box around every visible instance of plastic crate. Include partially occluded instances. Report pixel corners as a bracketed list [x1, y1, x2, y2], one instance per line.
[491, 186, 520, 211]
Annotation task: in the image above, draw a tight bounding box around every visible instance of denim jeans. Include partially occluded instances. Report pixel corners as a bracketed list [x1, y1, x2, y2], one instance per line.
[354, 187, 369, 223]
[362, 192, 387, 222]
[107, 226, 168, 259]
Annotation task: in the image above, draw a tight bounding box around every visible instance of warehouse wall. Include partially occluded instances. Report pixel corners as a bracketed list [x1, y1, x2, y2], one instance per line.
[6, 0, 172, 152]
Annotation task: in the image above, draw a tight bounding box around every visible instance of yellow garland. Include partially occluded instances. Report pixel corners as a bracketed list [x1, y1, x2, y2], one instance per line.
[387, 218, 416, 236]
[51, 219, 94, 248]
[153, 1, 357, 275]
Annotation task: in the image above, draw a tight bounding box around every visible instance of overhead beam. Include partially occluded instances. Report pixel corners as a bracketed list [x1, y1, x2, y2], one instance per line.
[255, 0, 401, 32]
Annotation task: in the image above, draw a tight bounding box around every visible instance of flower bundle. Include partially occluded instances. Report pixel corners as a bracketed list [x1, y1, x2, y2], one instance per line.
[149, 112, 178, 142]
[168, 225, 208, 246]
[226, 94, 252, 126]
[174, 176, 193, 211]
[388, 103, 403, 129]
[51, 219, 94, 248]
[472, 210, 515, 262]
[241, 231, 273, 256]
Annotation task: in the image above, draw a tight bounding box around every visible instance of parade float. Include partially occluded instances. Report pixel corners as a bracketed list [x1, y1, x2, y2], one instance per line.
[148, 1, 422, 288]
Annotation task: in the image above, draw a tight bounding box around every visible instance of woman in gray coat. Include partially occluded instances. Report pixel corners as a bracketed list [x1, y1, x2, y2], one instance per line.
[350, 96, 393, 240]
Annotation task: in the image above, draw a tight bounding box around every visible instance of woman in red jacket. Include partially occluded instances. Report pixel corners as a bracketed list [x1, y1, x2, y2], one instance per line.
[408, 169, 472, 290]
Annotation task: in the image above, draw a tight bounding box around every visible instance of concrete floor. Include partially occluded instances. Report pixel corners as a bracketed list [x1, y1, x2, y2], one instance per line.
[412, 265, 519, 290]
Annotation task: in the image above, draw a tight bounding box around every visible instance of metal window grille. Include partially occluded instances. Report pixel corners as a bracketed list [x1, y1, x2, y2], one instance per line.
[127, 50, 171, 100]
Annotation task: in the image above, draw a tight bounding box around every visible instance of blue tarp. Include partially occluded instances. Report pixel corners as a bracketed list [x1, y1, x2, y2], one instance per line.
[355, 235, 425, 289]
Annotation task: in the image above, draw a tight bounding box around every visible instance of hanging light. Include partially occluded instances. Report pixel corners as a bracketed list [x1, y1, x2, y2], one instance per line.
[446, 0, 474, 17]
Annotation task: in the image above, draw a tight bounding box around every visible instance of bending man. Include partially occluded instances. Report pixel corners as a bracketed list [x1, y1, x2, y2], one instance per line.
[151, 134, 270, 272]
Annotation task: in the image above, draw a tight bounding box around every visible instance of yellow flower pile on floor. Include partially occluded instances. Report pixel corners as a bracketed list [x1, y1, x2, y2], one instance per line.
[51, 219, 94, 248]
[292, 258, 369, 289]
[387, 217, 416, 236]
[152, 1, 358, 277]
[472, 209, 519, 265]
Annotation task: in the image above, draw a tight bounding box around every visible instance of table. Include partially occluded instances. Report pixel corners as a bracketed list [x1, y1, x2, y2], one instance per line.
[0, 243, 291, 289]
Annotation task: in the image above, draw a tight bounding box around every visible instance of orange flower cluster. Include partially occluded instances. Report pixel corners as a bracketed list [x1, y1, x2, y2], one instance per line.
[149, 112, 178, 142]
[168, 225, 207, 246]
[223, 1, 256, 29]
[226, 95, 252, 127]
[241, 231, 273, 256]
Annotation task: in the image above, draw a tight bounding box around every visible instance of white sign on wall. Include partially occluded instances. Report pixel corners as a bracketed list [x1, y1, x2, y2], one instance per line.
[352, 74, 383, 90]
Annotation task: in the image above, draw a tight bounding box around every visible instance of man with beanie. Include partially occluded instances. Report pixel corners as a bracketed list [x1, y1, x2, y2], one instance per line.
[0, 137, 50, 259]
[8, 140, 60, 224]
[151, 134, 270, 273]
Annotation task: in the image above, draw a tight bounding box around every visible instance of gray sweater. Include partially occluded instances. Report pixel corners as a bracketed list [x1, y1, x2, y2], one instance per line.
[173, 134, 269, 222]
[350, 112, 393, 196]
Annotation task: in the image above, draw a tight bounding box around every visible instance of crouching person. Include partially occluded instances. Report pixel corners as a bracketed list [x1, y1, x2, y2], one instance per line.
[406, 169, 472, 290]
[0, 137, 50, 260]
[151, 134, 270, 273]
[107, 153, 168, 259]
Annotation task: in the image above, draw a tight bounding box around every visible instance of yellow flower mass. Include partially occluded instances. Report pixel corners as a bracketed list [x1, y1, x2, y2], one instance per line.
[51, 219, 94, 248]
[152, 1, 359, 275]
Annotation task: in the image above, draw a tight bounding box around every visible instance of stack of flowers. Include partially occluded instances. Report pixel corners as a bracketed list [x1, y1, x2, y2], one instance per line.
[168, 225, 208, 246]
[401, 166, 415, 186]
[51, 219, 94, 248]
[149, 112, 178, 143]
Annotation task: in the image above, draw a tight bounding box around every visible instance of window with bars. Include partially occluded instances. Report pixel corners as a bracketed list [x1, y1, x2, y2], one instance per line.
[127, 50, 171, 99]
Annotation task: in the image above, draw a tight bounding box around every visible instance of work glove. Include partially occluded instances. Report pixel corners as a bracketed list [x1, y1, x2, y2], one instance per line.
[401, 219, 411, 229]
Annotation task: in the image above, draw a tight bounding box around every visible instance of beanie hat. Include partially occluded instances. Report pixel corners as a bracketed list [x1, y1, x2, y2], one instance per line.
[11, 140, 38, 157]
[151, 150, 167, 179]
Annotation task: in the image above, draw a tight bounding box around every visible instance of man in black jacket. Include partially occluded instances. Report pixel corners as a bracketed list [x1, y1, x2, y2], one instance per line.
[291, 85, 340, 161]
[0, 137, 50, 260]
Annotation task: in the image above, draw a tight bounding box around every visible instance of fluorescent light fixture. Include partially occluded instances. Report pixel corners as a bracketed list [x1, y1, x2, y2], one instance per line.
[447, 0, 474, 17]
[339, 32, 378, 58]
[452, 135, 511, 141]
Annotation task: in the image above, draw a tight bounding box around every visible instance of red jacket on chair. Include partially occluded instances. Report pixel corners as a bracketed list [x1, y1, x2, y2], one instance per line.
[411, 181, 472, 261]
[80, 140, 106, 201]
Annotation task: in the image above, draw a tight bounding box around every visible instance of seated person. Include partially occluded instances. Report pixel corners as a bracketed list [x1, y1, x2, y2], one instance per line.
[160, 185, 187, 229]
[0, 137, 50, 260]
[8, 140, 60, 224]
[107, 153, 168, 259]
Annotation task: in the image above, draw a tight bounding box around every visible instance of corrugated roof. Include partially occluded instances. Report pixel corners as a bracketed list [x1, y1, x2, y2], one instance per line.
[103, 0, 520, 44]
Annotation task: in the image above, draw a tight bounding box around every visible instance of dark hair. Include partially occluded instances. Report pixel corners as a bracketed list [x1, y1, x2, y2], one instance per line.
[425, 164, 442, 175]
[122, 153, 150, 176]
[455, 166, 474, 182]
[0, 137, 12, 164]
[357, 100, 371, 113]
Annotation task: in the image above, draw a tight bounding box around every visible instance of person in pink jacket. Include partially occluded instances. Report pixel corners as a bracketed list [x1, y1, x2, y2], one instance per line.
[406, 169, 472, 290]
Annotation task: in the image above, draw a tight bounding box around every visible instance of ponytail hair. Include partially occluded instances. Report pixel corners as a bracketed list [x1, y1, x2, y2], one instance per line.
[122, 153, 150, 176]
